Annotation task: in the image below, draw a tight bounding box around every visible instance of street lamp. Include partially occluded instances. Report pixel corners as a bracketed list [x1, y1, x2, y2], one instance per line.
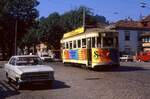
[140, 2, 150, 9]
[140, 2, 146, 8]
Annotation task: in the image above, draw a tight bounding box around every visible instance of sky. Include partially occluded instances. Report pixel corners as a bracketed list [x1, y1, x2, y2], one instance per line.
[37, 0, 150, 22]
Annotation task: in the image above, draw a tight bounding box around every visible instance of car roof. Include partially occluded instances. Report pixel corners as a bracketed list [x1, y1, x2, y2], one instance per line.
[122, 55, 131, 56]
[12, 55, 39, 58]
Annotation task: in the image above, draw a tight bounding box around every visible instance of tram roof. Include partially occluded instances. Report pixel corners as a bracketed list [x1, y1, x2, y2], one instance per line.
[85, 28, 117, 33]
[62, 27, 117, 39]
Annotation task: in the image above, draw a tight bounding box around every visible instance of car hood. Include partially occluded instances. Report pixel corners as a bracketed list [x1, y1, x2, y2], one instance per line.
[17, 65, 54, 74]
[41, 57, 51, 58]
[40, 57, 51, 59]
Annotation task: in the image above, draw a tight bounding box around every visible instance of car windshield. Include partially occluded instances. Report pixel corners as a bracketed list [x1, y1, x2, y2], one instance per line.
[122, 55, 128, 57]
[42, 55, 49, 57]
[16, 57, 43, 66]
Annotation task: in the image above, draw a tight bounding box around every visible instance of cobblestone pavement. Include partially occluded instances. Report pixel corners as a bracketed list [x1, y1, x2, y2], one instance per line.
[0, 62, 150, 99]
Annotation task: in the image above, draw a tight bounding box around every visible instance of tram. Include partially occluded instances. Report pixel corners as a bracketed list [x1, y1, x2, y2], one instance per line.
[60, 27, 120, 68]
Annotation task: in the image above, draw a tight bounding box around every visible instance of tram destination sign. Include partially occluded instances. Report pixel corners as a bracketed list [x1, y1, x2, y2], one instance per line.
[63, 27, 85, 38]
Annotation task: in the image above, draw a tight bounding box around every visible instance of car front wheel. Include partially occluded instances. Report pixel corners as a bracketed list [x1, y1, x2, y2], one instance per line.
[15, 78, 24, 90]
[16, 83, 24, 90]
[6, 73, 11, 83]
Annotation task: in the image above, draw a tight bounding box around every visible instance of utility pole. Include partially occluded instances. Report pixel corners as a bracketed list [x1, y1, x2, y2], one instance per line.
[14, 20, 18, 55]
[83, 7, 86, 28]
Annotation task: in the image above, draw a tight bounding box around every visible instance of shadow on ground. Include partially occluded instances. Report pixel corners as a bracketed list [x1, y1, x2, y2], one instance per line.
[19, 80, 70, 90]
[0, 80, 20, 99]
[63, 63, 149, 72]
[52, 80, 70, 90]
[110, 65, 149, 72]
[92, 65, 149, 72]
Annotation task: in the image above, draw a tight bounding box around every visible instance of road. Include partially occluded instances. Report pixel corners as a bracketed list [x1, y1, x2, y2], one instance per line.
[0, 62, 150, 99]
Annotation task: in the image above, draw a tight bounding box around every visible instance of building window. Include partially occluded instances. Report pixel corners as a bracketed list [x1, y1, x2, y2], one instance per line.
[142, 38, 145, 43]
[125, 31, 130, 41]
[148, 37, 150, 42]
[145, 37, 148, 42]
[142, 37, 150, 43]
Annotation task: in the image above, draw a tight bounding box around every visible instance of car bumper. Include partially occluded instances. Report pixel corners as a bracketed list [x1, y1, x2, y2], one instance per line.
[18, 78, 54, 84]
[42, 58, 53, 62]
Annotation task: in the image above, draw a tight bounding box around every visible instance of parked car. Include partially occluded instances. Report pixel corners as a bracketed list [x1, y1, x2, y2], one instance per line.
[40, 54, 53, 62]
[39, 52, 54, 62]
[4, 55, 54, 89]
[136, 51, 150, 62]
[120, 55, 133, 62]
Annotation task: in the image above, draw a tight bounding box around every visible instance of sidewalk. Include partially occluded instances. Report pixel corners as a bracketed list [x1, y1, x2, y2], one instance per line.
[0, 61, 7, 68]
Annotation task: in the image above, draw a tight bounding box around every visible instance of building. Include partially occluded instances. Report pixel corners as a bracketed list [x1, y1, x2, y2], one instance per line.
[112, 19, 150, 55]
[140, 15, 150, 52]
[36, 42, 48, 56]
[141, 32, 150, 51]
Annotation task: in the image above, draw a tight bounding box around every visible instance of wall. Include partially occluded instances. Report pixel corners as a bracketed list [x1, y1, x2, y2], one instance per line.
[117, 30, 139, 55]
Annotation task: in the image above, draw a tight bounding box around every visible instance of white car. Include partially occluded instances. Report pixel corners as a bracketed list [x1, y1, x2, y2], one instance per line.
[4, 55, 54, 89]
[40, 54, 53, 62]
[120, 55, 133, 62]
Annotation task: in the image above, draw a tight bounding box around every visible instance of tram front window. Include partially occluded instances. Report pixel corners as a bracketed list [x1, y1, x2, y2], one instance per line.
[103, 37, 114, 47]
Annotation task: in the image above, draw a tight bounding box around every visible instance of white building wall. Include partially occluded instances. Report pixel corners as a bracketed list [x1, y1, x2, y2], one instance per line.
[117, 30, 139, 55]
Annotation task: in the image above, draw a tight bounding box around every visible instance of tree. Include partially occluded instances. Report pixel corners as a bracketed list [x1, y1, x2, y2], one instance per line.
[21, 6, 109, 52]
[94, 15, 109, 28]
[0, 0, 39, 60]
[39, 12, 64, 49]
[61, 6, 109, 31]
[61, 6, 93, 31]
[22, 27, 44, 54]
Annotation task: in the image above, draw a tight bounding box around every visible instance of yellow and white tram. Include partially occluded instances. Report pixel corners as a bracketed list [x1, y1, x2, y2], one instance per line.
[60, 27, 120, 68]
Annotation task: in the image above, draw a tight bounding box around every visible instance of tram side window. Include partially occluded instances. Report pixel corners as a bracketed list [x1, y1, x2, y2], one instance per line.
[114, 37, 118, 48]
[92, 37, 96, 48]
[78, 40, 81, 48]
[61, 43, 65, 49]
[103, 37, 113, 47]
[73, 40, 76, 48]
[69, 41, 72, 49]
[82, 39, 86, 48]
[97, 36, 101, 48]
[66, 42, 69, 49]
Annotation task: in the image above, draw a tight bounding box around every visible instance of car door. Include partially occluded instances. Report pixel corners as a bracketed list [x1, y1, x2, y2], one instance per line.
[7, 58, 17, 80]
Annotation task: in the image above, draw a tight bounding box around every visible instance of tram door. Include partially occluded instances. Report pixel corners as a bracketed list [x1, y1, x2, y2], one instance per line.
[87, 38, 92, 65]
